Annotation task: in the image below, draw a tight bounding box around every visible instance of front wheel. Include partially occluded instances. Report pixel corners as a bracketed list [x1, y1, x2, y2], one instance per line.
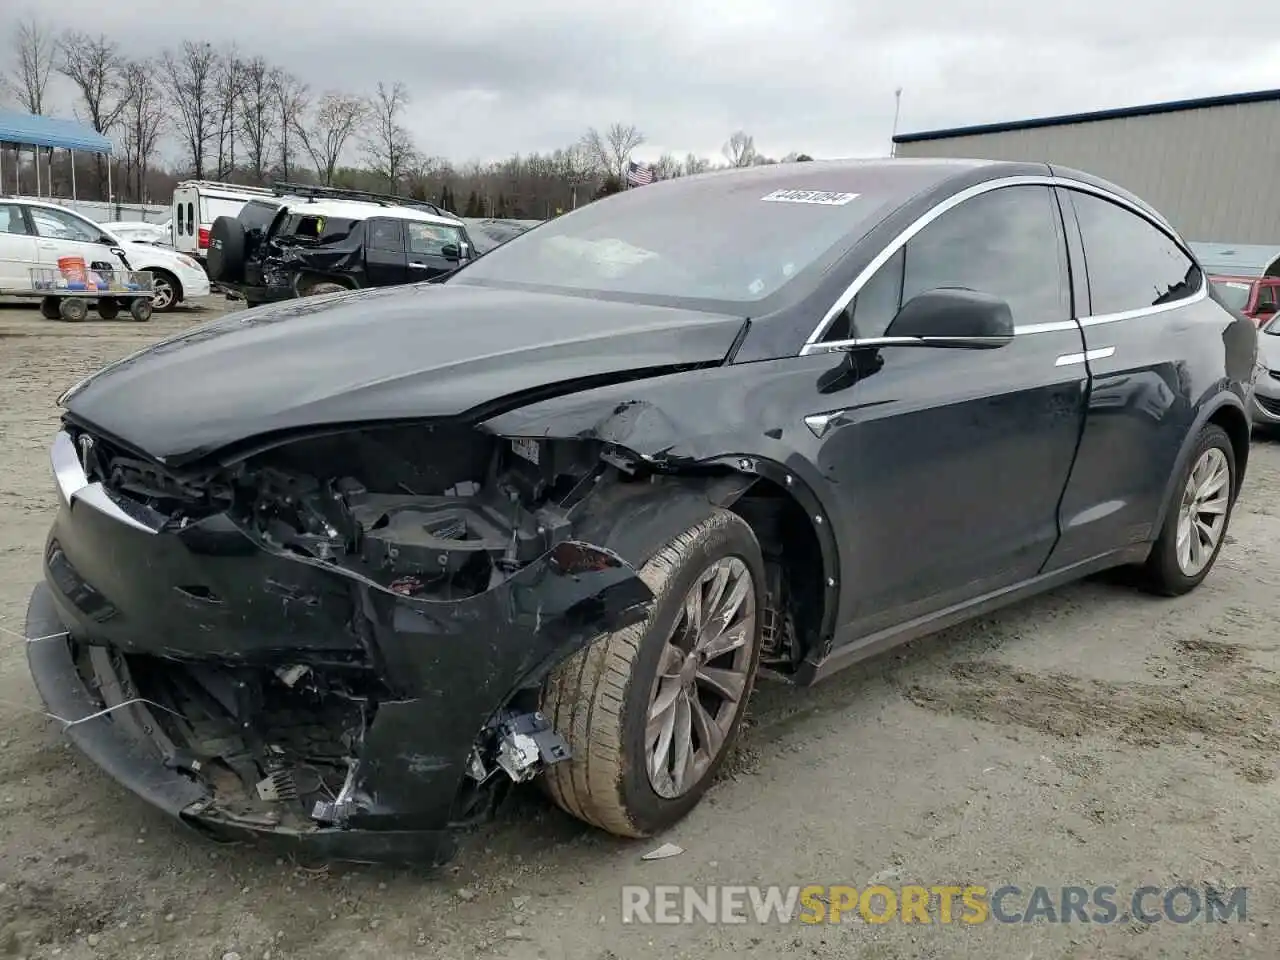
[539, 509, 764, 837]
[150, 271, 179, 312]
[1139, 423, 1236, 596]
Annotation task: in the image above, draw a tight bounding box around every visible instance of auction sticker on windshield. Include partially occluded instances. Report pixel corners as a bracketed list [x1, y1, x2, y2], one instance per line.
[761, 189, 859, 205]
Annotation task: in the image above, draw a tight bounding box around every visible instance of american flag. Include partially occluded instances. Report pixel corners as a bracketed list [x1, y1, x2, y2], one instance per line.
[625, 160, 654, 187]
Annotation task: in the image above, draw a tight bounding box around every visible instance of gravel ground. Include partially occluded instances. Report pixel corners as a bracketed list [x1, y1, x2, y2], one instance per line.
[0, 297, 1276, 959]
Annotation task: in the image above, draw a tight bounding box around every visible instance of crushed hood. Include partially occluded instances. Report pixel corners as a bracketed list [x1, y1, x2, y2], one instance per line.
[61, 282, 747, 463]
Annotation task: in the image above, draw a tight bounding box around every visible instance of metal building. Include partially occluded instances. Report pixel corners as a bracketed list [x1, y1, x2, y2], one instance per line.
[892, 89, 1280, 245]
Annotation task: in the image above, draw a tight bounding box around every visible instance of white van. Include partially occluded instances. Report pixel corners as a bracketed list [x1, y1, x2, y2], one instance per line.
[172, 180, 276, 263]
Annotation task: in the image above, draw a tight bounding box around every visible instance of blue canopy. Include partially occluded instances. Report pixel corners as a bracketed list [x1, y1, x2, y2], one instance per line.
[0, 111, 113, 154]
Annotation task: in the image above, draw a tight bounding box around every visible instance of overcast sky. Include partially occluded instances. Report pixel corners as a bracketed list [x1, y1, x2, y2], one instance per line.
[4, 0, 1279, 166]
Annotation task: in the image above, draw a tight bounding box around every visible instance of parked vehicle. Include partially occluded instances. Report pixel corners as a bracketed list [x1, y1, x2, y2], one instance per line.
[461, 217, 538, 254]
[1, 199, 210, 311]
[106, 219, 173, 248]
[172, 180, 276, 265]
[1208, 274, 1279, 325]
[26, 159, 1256, 865]
[1249, 314, 1280, 430]
[207, 183, 474, 306]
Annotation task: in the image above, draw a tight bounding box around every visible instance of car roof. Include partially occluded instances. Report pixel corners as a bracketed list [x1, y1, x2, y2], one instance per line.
[272, 195, 462, 226]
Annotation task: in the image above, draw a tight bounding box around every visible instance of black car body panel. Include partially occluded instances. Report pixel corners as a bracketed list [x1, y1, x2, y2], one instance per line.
[27, 158, 1257, 862]
[60, 282, 748, 464]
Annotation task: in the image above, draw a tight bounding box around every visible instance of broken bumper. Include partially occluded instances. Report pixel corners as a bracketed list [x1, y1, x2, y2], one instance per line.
[27, 514, 652, 863]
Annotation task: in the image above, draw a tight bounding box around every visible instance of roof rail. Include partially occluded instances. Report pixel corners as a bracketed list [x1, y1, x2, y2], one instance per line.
[175, 179, 276, 195]
[271, 181, 451, 217]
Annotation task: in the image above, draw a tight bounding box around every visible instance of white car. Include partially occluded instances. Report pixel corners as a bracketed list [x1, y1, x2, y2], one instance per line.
[0, 200, 209, 312]
[106, 220, 173, 247]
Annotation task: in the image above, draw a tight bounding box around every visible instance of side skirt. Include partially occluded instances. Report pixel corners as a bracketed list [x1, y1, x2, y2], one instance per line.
[795, 544, 1151, 685]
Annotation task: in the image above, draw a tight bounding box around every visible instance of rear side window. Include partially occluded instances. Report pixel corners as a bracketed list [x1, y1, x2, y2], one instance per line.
[0, 203, 30, 235]
[1067, 190, 1201, 316]
[1258, 282, 1279, 313]
[367, 219, 404, 252]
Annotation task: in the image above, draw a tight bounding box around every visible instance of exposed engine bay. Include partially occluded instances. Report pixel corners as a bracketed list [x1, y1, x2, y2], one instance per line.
[49, 417, 810, 842]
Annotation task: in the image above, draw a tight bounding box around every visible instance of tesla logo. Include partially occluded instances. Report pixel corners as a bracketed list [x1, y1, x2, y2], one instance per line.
[77, 434, 94, 468]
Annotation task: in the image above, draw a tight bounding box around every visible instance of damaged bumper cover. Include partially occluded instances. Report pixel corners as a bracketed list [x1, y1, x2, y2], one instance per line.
[27, 480, 652, 862]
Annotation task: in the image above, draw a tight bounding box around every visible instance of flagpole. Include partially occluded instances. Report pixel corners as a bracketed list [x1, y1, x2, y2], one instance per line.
[890, 88, 903, 157]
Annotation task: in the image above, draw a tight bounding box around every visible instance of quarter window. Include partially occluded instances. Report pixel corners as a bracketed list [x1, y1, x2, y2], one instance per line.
[826, 185, 1069, 341]
[1067, 190, 1201, 316]
[1, 204, 30, 236]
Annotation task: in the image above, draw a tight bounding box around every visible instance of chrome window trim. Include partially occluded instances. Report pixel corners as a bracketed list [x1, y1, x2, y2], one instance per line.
[799, 174, 1205, 357]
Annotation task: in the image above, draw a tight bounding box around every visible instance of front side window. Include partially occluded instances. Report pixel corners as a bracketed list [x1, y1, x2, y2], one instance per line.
[28, 207, 102, 244]
[408, 221, 464, 257]
[826, 185, 1069, 340]
[1067, 190, 1201, 316]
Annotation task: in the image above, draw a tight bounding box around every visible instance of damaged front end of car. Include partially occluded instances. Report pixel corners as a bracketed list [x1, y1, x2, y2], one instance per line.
[26, 417, 704, 863]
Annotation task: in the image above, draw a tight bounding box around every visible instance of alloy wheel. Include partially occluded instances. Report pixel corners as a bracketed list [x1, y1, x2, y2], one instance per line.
[1175, 447, 1231, 576]
[152, 278, 174, 310]
[645, 556, 757, 799]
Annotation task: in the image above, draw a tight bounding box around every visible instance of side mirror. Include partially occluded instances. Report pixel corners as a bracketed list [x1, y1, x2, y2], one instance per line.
[884, 288, 1015, 347]
[440, 243, 461, 261]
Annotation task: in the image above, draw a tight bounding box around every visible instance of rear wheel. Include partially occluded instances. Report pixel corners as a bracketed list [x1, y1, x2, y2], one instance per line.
[58, 298, 88, 322]
[95, 298, 120, 320]
[539, 509, 763, 837]
[39, 296, 61, 320]
[1139, 423, 1236, 595]
[129, 298, 153, 322]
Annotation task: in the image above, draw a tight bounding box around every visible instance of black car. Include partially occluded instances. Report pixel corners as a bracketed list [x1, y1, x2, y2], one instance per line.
[208, 187, 476, 307]
[26, 159, 1257, 864]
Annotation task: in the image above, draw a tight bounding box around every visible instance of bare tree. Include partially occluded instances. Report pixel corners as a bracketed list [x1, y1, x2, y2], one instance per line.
[236, 57, 277, 184]
[7, 17, 57, 114]
[652, 153, 682, 181]
[580, 123, 644, 181]
[272, 69, 308, 180]
[363, 81, 416, 189]
[213, 48, 245, 179]
[722, 130, 758, 168]
[296, 92, 368, 185]
[59, 31, 128, 196]
[682, 152, 710, 177]
[119, 59, 166, 201]
[161, 41, 219, 178]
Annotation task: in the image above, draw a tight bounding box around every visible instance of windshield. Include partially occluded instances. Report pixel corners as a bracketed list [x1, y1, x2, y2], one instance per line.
[1211, 279, 1252, 313]
[452, 177, 886, 310]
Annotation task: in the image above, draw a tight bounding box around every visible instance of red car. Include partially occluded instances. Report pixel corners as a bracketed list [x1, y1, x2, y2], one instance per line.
[1209, 274, 1279, 325]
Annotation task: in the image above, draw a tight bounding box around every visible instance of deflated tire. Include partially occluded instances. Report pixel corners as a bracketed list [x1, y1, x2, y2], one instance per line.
[539, 509, 764, 837]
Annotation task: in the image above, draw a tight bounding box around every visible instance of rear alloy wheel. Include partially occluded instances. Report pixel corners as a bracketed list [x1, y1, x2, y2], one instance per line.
[539, 509, 763, 837]
[1139, 423, 1236, 595]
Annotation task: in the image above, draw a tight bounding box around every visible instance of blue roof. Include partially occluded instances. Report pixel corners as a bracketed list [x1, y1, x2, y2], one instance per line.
[1189, 242, 1280, 279]
[0, 111, 113, 154]
[894, 87, 1280, 144]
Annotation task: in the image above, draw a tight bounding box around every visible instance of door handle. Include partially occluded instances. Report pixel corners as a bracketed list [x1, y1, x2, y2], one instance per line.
[38, 240, 57, 249]
[409, 262, 429, 270]
[1056, 346, 1116, 367]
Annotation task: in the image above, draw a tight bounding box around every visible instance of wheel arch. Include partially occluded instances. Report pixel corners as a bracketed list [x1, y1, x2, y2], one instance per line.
[569, 458, 840, 679]
[1153, 392, 1249, 533]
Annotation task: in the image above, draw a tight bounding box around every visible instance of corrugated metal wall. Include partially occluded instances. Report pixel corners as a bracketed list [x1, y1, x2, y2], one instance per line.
[894, 100, 1280, 244]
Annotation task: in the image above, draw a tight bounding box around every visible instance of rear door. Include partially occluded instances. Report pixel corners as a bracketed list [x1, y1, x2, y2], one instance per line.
[172, 188, 198, 256]
[1046, 186, 1209, 568]
[364, 218, 409, 285]
[0, 202, 38, 289]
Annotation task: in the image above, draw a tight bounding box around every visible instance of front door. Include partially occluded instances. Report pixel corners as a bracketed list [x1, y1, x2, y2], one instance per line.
[0, 203, 38, 289]
[26, 205, 125, 279]
[815, 183, 1090, 640]
[405, 221, 464, 280]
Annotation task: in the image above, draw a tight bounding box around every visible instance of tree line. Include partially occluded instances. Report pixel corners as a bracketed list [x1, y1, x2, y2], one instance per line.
[1, 17, 814, 219]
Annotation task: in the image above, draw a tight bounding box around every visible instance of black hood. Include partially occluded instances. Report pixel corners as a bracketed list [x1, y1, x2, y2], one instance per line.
[61, 282, 747, 463]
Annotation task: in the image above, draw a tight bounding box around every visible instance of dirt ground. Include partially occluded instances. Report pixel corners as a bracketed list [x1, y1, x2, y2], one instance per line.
[0, 297, 1276, 960]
